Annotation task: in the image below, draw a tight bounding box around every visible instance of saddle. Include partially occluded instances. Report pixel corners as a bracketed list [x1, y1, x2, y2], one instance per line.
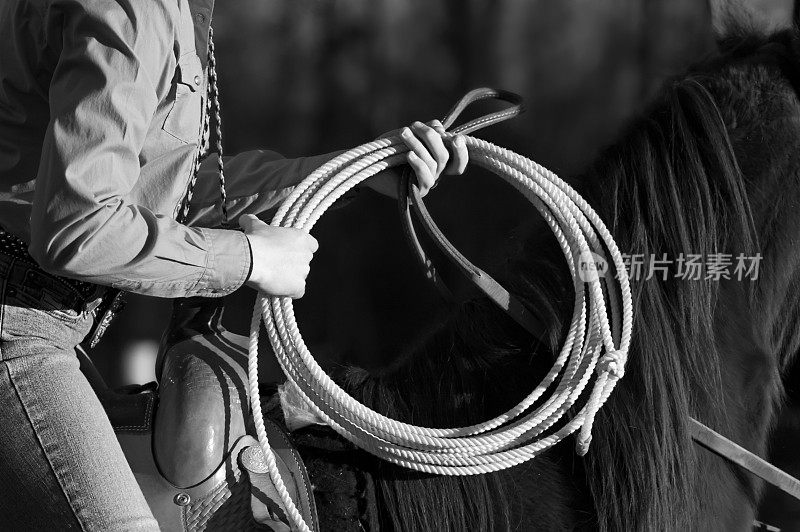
[81, 297, 319, 531]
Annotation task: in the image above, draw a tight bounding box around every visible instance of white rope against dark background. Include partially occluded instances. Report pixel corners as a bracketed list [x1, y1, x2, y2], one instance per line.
[247, 133, 634, 531]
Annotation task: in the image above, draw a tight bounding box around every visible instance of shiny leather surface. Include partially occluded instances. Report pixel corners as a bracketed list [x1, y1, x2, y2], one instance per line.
[154, 333, 250, 487]
[154, 297, 250, 487]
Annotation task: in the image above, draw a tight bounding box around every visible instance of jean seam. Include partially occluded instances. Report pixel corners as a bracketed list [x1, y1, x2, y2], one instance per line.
[0, 259, 6, 360]
[4, 362, 86, 531]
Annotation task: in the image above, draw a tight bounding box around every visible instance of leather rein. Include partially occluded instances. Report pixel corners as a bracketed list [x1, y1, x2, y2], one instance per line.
[396, 88, 800, 502]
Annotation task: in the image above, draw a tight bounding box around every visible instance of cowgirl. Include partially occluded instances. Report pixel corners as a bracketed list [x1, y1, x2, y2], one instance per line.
[0, 0, 467, 528]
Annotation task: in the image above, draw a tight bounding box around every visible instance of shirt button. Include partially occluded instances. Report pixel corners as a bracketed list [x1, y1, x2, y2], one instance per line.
[194, 75, 202, 86]
[196, 13, 207, 24]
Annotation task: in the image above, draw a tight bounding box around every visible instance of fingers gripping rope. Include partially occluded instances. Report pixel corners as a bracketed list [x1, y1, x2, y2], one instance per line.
[248, 123, 633, 532]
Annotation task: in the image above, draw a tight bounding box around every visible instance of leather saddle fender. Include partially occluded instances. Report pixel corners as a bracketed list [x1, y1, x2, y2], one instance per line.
[80, 298, 319, 531]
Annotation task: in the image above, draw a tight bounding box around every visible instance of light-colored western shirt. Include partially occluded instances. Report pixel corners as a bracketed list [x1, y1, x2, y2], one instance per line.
[0, 0, 333, 297]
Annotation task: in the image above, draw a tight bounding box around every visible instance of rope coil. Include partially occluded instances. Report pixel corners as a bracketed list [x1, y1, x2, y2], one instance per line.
[248, 130, 633, 531]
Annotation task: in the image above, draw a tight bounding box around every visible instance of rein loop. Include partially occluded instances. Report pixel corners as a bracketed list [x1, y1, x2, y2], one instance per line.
[247, 88, 633, 531]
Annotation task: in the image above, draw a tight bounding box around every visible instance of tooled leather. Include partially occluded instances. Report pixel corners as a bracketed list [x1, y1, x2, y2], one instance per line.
[240, 416, 320, 532]
[265, 418, 320, 532]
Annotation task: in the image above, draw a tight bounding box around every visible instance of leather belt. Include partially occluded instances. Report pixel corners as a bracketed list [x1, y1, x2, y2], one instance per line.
[0, 228, 97, 301]
[0, 227, 122, 346]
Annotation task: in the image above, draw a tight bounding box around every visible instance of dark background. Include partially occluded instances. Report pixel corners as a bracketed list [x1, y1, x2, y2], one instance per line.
[91, 0, 721, 384]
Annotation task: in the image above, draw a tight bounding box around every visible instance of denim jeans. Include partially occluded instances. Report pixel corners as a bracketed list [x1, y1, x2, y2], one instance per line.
[0, 253, 159, 530]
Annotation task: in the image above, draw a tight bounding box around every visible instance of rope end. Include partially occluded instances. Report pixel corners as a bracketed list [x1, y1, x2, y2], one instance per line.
[575, 434, 592, 456]
[278, 381, 327, 432]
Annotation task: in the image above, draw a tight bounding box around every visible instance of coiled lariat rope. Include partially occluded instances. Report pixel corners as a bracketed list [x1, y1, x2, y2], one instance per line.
[247, 90, 633, 532]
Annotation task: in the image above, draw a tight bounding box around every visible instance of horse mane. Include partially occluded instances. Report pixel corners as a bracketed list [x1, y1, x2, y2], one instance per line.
[318, 31, 800, 531]
[575, 57, 758, 531]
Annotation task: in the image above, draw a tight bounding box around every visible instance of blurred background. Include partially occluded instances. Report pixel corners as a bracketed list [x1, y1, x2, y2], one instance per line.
[91, 0, 719, 385]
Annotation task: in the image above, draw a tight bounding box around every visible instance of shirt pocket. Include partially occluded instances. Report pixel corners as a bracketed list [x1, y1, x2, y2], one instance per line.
[162, 52, 204, 145]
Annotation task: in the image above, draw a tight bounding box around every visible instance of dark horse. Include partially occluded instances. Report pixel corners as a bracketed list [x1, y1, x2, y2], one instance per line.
[96, 22, 800, 532]
[286, 28, 800, 531]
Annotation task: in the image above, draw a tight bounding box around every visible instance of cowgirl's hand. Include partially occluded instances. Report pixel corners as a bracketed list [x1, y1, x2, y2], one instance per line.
[362, 120, 469, 198]
[241, 214, 318, 298]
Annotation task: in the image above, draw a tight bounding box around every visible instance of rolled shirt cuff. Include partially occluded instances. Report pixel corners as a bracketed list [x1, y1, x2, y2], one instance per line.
[191, 227, 251, 297]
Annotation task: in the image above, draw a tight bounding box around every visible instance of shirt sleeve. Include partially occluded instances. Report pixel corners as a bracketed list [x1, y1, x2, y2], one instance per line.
[28, 0, 250, 298]
[185, 150, 347, 228]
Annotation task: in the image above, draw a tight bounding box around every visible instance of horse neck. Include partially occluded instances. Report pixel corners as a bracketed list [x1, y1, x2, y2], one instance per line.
[718, 30, 800, 373]
[539, 37, 800, 528]
[584, 31, 800, 529]
[745, 122, 800, 374]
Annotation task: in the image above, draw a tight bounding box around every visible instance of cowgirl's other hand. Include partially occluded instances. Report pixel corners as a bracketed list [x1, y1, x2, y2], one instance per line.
[363, 120, 469, 199]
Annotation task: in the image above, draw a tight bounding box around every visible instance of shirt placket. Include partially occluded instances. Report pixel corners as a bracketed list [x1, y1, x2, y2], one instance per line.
[174, 0, 214, 224]
[188, 0, 215, 68]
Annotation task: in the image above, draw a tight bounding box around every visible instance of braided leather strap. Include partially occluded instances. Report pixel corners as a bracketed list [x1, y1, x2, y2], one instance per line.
[177, 26, 227, 227]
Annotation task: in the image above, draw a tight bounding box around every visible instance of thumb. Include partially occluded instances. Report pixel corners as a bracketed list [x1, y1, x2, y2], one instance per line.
[238, 214, 264, 233]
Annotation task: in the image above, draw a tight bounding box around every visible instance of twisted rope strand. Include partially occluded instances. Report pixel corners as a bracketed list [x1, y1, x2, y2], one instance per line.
[249, 133, 633, 531]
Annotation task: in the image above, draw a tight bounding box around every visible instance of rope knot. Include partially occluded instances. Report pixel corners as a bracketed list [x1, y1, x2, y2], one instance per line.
[596, 349, 626, 378]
